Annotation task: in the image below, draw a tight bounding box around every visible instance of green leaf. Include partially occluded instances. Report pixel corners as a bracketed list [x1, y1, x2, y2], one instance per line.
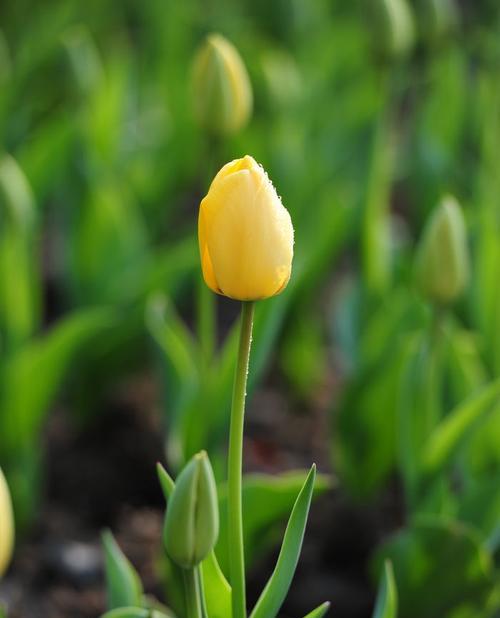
[0, 307, 114, 453]
[249, 465, 316, 618]
[373, 516, 497, 618]
[464, 399, 500, 476]
[71, 179, 148, 304]
[147, 294, 198, 388]
[334, 287, 424, 499]
[373, 561, 397, 618]
[459, 475, 500, 541]
[62, 24, 103, 95]
[100, 609, 174, 618]
[362, 95, 395, 295]
[147, 294, 200, 467]
[200, 551, 232, 618]
[398, 329, 445, 505]
[16, 112, 75, 203]
[217, 470, 331, 573]
[421, 379, 500, 477]
[157, 463, 175, 499]
[0, 154, 39, 350]
[445, 327, 487, 402]
[336, 342, 405, 499]
[303, 602, 331, 618]
[102, 531, 143, 610]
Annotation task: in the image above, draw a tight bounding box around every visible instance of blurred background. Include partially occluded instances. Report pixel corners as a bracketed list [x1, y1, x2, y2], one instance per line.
[1, 0, 500, 616]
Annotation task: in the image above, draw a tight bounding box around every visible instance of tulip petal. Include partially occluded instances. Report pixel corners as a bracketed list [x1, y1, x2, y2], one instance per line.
[198, 207, 221, 294]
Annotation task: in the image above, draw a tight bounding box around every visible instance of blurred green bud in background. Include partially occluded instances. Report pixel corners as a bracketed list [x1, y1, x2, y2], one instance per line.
[416, 0, 459, 46]
[368, 0, 416, 61]
[163, 451, 219, 569]
[0, 467, 14, 577]
[191, 33, 253, 136]
[260, 48, 302, 110]
[415, 195, 470, 306]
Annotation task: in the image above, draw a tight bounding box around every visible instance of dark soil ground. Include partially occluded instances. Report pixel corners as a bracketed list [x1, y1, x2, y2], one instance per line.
[0, 366, 403, 618]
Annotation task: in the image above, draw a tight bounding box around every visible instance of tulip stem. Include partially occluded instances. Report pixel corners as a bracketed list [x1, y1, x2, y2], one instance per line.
[228, 301, 255, 618]
[183, 568, 202, 618]
[196, 565, 209, 618]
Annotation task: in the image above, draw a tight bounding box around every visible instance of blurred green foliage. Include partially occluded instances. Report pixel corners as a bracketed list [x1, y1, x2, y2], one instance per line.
[1, 0, 500, 615]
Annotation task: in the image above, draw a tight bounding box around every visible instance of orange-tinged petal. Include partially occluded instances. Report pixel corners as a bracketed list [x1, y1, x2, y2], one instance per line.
[198, 206, 220, 294]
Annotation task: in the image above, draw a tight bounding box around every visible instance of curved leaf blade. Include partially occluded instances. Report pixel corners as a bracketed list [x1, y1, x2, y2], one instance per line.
[421, 378, 500, 476]
[250, 465, 316, 618]
[102, 530, 143, 610]
[101, 609, 173, 618]
[217, 470, 331, 574]
[201, 551, 232, 618]
[303, 601, 331, 617]
[373, 560, 397, 618]
[157, 462, 175, 499]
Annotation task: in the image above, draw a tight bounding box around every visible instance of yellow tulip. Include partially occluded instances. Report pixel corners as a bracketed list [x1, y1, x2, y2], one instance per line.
[0, 467, 14, 577]
[191, 34, 253, 136]
[199, 155, 294, 301]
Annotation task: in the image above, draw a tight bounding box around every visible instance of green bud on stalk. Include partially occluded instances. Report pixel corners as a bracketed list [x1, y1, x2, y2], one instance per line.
[163, 451, 219, 569]
[368, 0, 416, 61]
[415, 195, 470, 306]
[191, 33, 253, 136]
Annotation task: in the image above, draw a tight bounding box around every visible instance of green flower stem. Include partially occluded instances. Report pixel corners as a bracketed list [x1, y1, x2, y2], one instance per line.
[183, 568, 202, 618]
[228, 301, 255, 618]
[196, 565, 209, 618]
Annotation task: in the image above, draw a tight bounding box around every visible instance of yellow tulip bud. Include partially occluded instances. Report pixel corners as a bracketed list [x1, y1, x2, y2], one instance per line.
[415, 195, 470, 306]
[0, 467, 14, 577]
[191, 33, 253, 136]
[199, 155, 294, 301]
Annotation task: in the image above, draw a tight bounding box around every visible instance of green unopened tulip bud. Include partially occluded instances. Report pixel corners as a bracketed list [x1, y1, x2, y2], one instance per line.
[415, 195, 470, 306]
[0, 467, 14, 577]
[191, 33, 253, 136]
[163, 451, 218, 569]
[368, 0, 416, 61]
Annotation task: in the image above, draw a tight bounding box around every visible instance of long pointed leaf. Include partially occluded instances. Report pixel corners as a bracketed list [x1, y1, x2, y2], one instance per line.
[303, 602, 331, 618]
[157, 462, 175, 498]
[421, 379, 500, 476]
[373, 560, 397, 618]
[0, 307, 114, 452]
[102, 530, 143, 610]
[101, 609, 173, 618]
[217, 470, 331, 574]
[200, 551, 232, 618]
[250, 465, 316, 618]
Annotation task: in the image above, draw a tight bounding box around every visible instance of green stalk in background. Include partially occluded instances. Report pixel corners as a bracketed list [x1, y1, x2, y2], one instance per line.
[196, 135, 221, 370]
[228, 301, 255, 618]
